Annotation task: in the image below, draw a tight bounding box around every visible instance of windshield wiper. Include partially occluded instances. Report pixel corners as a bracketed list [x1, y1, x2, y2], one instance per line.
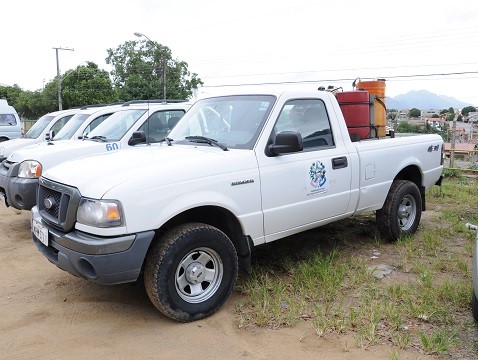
[159, 137, 173, 146]
[185, 136, 228, 151]
[88, 135, 107, 142]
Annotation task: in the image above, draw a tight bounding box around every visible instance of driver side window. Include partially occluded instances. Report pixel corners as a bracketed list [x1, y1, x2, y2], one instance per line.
[273, 99, 334, 149]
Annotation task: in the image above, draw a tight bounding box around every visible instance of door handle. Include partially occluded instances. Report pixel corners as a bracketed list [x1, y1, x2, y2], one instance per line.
[332, 156, 348, 169]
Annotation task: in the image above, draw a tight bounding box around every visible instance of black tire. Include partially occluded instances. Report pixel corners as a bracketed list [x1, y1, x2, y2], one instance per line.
[473, 290, 478, 322]
[376, 180, 422, 242]
[144, 223, 238, 322]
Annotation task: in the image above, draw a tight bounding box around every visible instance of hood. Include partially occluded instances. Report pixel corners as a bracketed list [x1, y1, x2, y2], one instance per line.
[7, 140, 108, 167]
[43, 144, 257, 199]
[0, 138, 42, 157]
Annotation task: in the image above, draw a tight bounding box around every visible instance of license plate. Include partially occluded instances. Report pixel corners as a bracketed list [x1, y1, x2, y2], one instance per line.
[33, 219, 49, 246]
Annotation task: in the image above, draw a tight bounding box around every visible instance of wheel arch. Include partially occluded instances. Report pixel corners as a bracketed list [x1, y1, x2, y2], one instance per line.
[151, 205, 253, 273]
[393, 165, 425, 210]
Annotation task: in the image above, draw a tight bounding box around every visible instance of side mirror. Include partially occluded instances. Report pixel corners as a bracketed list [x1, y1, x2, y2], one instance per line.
[268, 131, 303, 155]
[45, 130, 55, 141]
[128, 131, 147, 145]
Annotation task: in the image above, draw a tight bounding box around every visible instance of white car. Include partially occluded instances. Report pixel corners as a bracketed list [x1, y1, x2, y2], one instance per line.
[0, 108, 78, 162]
[467, 223, 478, 322]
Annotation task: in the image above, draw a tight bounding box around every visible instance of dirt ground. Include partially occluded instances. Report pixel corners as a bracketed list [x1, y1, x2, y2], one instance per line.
[0, 205, 437, 360]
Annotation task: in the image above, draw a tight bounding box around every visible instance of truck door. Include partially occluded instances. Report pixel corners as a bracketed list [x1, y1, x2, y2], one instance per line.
[256, 98, 352, 241]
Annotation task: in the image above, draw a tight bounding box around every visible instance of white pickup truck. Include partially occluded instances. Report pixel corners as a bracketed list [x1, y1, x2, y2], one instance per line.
[0, 108, 78, 162]
[31, 89, 444, 322]
[0, 101, 189, 210]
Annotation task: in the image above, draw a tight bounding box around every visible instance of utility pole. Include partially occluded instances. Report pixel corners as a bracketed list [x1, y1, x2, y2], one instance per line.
[450, 112, 457, 168]
[53, 46, 74, 110]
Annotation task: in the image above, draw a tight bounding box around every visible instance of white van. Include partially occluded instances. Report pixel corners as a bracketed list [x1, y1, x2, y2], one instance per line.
[0, 99, 22, 142]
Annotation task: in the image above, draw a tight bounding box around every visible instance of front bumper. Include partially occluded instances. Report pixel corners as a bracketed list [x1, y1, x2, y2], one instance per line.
[0, 161, 38, 210]
[31, 206, 155, 285]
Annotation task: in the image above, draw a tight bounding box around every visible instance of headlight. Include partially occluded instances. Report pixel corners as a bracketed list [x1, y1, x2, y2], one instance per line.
[18, 160, 42, 178]
[0, 148, 4, 157]
[77, 198, 124, 228]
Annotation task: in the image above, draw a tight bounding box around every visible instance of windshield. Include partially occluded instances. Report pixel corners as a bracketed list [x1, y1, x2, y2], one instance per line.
[53, 114, 89, 140]
[86, 109, 147, 141]
[168, 95, 275, 150]
[25, 115, 54, 139]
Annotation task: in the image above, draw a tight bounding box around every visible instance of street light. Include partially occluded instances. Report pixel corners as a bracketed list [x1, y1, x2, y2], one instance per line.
[134, 32, 167, 101]
[52, 46, 74, 110]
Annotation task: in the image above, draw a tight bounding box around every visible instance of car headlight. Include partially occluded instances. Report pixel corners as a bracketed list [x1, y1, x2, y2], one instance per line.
[0, 148, 4, 157]
[18, 160, 42, 178]
[77, 198, 124, 228]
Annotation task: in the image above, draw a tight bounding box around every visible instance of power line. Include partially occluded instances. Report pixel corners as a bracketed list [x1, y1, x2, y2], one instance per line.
[201, 71, 478, 88]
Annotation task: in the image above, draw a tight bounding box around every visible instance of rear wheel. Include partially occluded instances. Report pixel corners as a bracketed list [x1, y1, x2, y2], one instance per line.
[473, 290, 478, 322]
[376, 180, 422, 242]
[144, 223, 238, 322]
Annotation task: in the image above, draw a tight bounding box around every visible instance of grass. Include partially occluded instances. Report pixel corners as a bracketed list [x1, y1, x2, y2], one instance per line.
[234, 176, 478, 358]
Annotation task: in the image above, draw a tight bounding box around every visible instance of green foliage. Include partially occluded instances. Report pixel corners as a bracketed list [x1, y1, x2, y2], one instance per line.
[396, 121, 424, 133]
[3, 38, 204, 119]
[408, 108, 421, 117]
[106, 39, 203, 101]
[431, 113, 439, 118]
[443, 168, 462, 178]
[61, 62, 116, 108]
[447, 113, 455, 121]
[461, 106, 476, 117]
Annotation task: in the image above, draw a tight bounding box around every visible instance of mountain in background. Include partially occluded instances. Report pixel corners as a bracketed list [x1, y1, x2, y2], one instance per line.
[386, 90, 472, 110]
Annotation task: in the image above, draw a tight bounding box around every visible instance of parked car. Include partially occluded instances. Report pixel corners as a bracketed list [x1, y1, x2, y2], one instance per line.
[467, 222, 478, 321]
[51, 104, 121, 141]
[0, 101, 190, 210]
[0, 109, 78, 162]
[0, 99, 22, 142]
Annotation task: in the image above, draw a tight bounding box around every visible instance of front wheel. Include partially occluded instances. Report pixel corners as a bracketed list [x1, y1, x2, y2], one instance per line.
[144, 223, 238, 322]
[376, 180, 422, 242]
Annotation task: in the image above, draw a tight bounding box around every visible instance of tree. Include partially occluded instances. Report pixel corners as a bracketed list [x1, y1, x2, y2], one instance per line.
[61, 62, 116, 108]
[408, 108, 421, 118]
[461, 106, 476, 117]
[0, 85, 23, 112]
[106, 40, 203, 101]
[396, 121, 424, 133]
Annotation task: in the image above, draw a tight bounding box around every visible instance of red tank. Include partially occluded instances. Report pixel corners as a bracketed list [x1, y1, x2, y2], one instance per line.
[335, 91, 373, 141]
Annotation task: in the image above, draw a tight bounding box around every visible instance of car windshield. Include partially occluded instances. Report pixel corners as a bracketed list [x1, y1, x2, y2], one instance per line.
[168, 95, 275, 150]
[86, 109, 147, 142]
[53, 114, 89, 140]
[25, 115, 55, 139]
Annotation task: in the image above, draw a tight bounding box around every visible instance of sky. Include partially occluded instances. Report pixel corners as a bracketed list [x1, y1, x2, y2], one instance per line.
[2, 0, 478, 106]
